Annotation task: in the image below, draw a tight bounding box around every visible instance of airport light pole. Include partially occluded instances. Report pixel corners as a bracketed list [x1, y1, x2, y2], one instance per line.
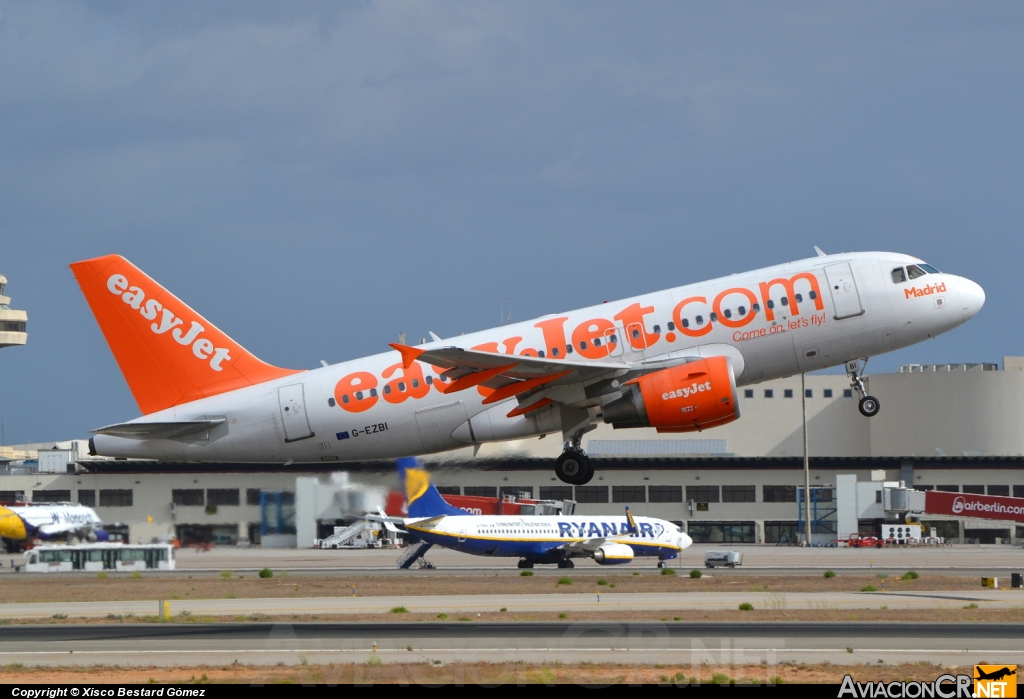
[802, 373, 812, 545]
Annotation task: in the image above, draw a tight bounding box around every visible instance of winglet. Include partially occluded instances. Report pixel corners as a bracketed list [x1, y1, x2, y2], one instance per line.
[389, 343, 426, 369]
[814, 246, 827, 257]
[624, 506, 638, 534]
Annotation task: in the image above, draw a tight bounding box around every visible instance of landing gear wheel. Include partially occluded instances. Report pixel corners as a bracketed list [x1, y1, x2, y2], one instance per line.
[657, 560, 665, 569]
[517, 559, 534, 569]
[858, 396, 880, 417]
[555, 451, 594, 485]
[558, 559, 575, 569]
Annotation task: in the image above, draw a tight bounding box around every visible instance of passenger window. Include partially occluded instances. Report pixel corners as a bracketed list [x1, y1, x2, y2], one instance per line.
[737, 306, 746, 316]
[682, 319, 690, 328]
[411, 379, 419, 388]
[566, 345, 573, 354]
[891, 267, 907, 283]
[766, 300, 774, 309]
[653, 325, 661, 334]
[723, 309, 731, 319]
[809, 291, 817, 300]
[709, 312, 718, 322]
[398, 382, 406, 392]
[538, 350, 545, 357]
[695, 316, 703, 325]
[795, 294, 803, 303]
[369, 388, 378, 397]
[551, 347, 559, 357]
[579, 341, 587, 350]
[593, 338, 601, 347]
[780, 297, 789, 306]
[631, 328, 640, 339]
[907, 264, 927, 280]
[667, 322, 675, 331]
[919, 264, 941, 274]
[425, 376, 433, 385]
[752, 303, 760, 312]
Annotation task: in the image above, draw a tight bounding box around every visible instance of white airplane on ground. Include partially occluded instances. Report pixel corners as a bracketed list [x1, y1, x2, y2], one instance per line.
[71, 250, 983, 484]
[0, 502, 107, 552]
[378, 459, 690, 568]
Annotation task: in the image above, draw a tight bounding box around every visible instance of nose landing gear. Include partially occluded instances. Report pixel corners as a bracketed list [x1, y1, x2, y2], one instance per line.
[846, 359, 881, 417]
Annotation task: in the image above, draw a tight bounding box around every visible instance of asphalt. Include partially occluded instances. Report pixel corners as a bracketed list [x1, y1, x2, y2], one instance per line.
[1, 621, 1021, 667]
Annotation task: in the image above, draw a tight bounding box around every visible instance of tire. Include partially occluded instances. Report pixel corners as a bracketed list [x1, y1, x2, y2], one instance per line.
[555, 452, 593, 485]
[558, 559, 575, 569]
[517, 560, 534, 569]
[858, 395, 880, 417]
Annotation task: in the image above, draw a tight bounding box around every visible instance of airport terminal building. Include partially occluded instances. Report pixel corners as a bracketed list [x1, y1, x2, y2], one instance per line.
[3, 358, 1024, 548]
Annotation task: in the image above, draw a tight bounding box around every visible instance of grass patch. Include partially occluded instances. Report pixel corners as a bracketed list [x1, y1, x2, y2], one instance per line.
[963, 603, 978, 610]
[596, 579, 608, 586]
[689, 569, 702, 579]
[390, 606, 408, 614]
[609, 583, 616, 588]
[220, 570, 233, 579]
[709, 672, 732, 685]
[499, 607, 507, 612]
[769, 676, 785, 684]
[558, 613, 568, 619]
[902, 571, 920, 580]
[861, 585, 878, 592]
[738, 602, 754, 611]
[633, 572, 640, 576]
[556, 576, 572, 586]
[436, 613, 448, 620]
[366, 656, 382, 667]
[96, 572, 108, 580]
[824, 570, 836, 578]
[51, 613, 67, 620]
[258, 568, 274, 579]
[130, 571, 143, 579]
[519, 570, 533, 577]
[660, 567, 676, 576]
[457, 617, 471, 622]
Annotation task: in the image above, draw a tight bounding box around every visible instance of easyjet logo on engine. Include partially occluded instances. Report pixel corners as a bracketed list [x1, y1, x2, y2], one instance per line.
[663, 381, 711, 401]
[106, 274, 232, 371]
[905, 282, 947, 299]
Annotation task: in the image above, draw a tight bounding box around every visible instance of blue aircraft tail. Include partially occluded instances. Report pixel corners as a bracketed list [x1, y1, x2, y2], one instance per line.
[397, 457, 467, 518]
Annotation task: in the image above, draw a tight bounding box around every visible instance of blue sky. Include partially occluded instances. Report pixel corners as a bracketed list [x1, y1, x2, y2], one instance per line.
[1, 2, 1021, 444]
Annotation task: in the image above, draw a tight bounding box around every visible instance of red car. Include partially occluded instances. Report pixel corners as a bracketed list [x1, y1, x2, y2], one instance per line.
[839, 535, 884, 548]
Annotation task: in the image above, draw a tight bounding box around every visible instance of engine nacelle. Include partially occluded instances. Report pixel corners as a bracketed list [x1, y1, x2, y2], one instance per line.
[592, 543, 634, 565]
[601, 356, 740, 433]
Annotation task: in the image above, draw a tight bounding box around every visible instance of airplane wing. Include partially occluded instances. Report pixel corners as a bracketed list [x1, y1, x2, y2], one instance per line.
[92, 418, 227, 440]
[391, 344, 632, 415]
[556, 537, 608, 554]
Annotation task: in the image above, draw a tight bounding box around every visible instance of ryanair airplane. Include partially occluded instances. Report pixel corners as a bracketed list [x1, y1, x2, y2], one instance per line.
[380, 459, 692, 568]
[0, 502, 107, 553]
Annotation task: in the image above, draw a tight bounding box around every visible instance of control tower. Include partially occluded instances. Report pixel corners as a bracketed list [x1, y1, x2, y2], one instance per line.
[0, 274, 27, 349]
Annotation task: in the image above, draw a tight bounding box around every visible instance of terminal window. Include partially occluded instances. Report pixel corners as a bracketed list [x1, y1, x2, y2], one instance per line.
[936, 485, 959, 492]
[612, 485, 647, 503]
[686, 485, 720, 503]
[0, 491, 24, 503]
[575, 486, 609, 504]
[207, 489, 240, 507]
[246, 488, 262, 506]
[805, 389, 812, 398]
[172, 489, 205, 506]
[744, 389, 754, 398]
[721, 485, 756, 503]
[33, 490, 71, 503]
[783, 389, 793, 398]
[823, 389, 833, 398]
[987, 485, 1010, 496]
[962, 485, 986, 494]
[763, 485, 797, 503]
[77, 490, 96, 507]
[843, 389, 853, 397]
[764, 389, 773, 398]
[1015, 486, 1024, 498]
[687, 521, 756, 544]
[539, 486, 573, 500]
[648, 485, 683, 503]
[764, 521, 800, 544]
[464, 486, 497, 498]
[99, 489, 133, 507]
[435, 486, 461, 496]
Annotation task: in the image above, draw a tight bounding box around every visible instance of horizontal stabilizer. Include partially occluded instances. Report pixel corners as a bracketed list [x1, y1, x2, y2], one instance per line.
[92, 417, 227, 440]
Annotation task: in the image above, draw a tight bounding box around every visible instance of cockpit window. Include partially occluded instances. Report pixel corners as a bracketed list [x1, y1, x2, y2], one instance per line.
[906, 264, 928, 280]
[891, 267, 907, 284]
[919, 263, 941, 274]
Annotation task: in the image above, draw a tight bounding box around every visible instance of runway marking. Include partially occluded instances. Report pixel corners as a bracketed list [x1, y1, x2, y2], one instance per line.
[0, 649, 1020, 657]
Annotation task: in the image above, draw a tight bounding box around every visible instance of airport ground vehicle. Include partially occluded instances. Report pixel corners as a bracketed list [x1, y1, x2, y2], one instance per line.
[704, 551, 742, 568]
[22, 543, 174, 572]
[72, 251, 983, 484]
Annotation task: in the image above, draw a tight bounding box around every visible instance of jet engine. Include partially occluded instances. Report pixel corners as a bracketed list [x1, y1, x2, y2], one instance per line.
[592, 543, 634, 565]
[601, 356, 740, 433]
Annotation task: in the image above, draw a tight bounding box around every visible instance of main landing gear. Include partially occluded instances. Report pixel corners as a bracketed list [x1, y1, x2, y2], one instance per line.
[555, 432, 594, 485]
[557, 559, 575, 569]
[847, 359, 880, 418]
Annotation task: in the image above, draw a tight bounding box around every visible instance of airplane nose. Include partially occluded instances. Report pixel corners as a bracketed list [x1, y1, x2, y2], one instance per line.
[958, 277, 985, 321]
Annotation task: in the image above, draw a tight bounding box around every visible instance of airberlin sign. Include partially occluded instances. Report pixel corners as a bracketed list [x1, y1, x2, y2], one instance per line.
[334, 272, 826, 413]
[925, 490, 1024, 522]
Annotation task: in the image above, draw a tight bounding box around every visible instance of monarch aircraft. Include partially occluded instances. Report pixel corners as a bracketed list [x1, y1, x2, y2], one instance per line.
[0, 502, 107, 552]
[376, 459, 690, 568]
[71, 249, 984, 484]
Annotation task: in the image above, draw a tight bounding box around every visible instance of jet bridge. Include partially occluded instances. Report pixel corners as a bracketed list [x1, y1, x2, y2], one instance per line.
[885, 486, 1024, 524]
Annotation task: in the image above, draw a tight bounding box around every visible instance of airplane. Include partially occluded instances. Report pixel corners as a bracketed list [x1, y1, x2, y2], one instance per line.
[374, 458, 691, 568]
[70, 250, 984, 484]
[975, 667, 1016, 682]
[0, 502, 108, 552]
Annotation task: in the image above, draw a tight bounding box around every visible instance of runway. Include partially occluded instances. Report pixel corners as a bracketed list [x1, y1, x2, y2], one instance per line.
[0, 621, 1020, 667]
[1, 589, 1020, 619]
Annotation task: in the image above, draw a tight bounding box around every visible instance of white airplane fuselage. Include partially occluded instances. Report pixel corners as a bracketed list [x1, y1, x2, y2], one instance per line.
[89, 251, 984, 462]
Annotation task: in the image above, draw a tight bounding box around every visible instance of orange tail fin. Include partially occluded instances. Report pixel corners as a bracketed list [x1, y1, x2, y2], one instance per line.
[70, 254, 301, 415]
